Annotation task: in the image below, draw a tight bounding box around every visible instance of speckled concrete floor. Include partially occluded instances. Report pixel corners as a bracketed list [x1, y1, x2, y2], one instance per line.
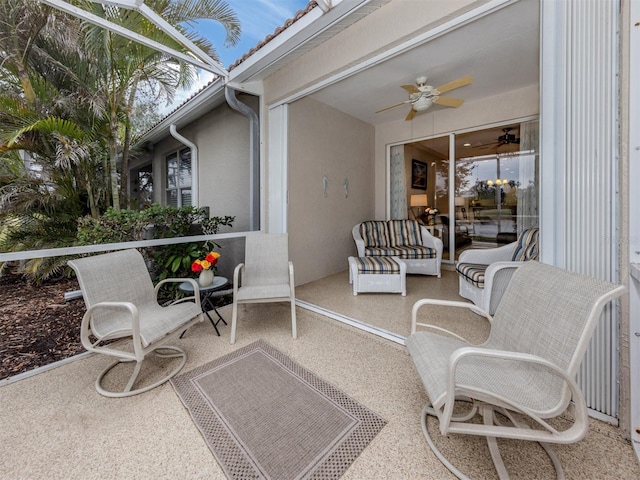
[0, 271, 638, 479]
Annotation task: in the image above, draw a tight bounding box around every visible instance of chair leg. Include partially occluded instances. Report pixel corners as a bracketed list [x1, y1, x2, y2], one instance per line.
[420, 403, 471, 480]
[94, 346, 187, 398]
[490, 406, 566, 480]
[230, 300, 239, 344]
[482, 405, 510, 479]
[290, 296, 297, 339]
[420, 401, 567, 480]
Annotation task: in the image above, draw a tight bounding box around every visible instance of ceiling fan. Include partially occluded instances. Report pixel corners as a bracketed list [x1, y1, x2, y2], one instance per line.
[479, 128, 521, 149]
[376, 75, 473, 121]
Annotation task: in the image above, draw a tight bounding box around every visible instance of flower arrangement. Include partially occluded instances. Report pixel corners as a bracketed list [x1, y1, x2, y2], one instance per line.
[191, 251, 220, 273]
[425, 208, 439, 226]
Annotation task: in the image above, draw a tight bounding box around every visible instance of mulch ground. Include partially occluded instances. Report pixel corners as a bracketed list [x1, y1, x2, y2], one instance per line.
[0, 268, 233, 382]
[0, 271, 85, 381]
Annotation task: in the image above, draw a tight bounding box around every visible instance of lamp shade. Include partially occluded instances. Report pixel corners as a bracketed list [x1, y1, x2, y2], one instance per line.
[410, 194, 428, 207]
[454, 197, 465, 207]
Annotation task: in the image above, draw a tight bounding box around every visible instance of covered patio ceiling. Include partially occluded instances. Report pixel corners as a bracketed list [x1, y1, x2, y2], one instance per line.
[307, 0, 539, 127]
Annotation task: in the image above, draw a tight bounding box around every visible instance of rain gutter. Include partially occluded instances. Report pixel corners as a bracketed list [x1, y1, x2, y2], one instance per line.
[225, 86, 260, 230]
[169, 125, 198, 207]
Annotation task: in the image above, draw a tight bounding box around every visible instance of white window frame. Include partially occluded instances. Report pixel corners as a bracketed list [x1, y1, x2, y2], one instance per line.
[165, 147, 192, 208]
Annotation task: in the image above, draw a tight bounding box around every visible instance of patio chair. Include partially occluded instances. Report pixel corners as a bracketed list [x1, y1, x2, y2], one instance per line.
[230, 233, 297, 344]
[406, 261, 625, 479]
[456, 227, 539, 314]
[68, 249, 204, 397]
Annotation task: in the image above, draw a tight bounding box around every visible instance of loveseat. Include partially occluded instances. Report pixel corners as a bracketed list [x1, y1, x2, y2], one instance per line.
[352, 220, 443, 277]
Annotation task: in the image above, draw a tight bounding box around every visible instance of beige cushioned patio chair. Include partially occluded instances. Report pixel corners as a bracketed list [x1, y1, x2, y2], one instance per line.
[68, 249, 203, 397]
[406, 261, 625, 479]
[230, 233, 297, 344]
[456, 227, 539, 315]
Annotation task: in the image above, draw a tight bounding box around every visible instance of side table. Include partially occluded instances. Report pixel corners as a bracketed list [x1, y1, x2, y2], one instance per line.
[179, 276, 230, 336]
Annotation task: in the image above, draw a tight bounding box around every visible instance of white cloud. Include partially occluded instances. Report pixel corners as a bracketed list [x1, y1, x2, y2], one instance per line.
[160, 69, 216, 116]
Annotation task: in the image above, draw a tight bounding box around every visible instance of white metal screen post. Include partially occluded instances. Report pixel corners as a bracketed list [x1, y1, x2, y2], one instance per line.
[267, 105, 289, 234]
[627, 0, 640, 459]
[540, 0, 620, 421]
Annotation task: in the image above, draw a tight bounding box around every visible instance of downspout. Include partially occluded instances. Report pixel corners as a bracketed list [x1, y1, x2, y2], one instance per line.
[225, 86, 260, 230]
[169, 124, 198, 207]
[315, 0, 332, 13]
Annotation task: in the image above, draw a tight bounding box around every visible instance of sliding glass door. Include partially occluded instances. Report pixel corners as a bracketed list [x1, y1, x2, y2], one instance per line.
[394, 119, 539, 261]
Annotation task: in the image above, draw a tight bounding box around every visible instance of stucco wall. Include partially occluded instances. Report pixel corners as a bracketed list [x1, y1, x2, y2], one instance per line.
[288, 97, 374, 285]
[151, 94, 258, 232]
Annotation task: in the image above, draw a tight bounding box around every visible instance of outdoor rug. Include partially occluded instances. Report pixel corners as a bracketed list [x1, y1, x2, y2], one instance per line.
[170, 339, 387, 479]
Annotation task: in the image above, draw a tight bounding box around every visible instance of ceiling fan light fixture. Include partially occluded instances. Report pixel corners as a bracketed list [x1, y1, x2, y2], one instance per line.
[413, 97, 433, 111]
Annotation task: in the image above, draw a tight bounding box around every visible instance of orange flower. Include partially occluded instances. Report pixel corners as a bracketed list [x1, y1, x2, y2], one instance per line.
[192, 251, 221, 272]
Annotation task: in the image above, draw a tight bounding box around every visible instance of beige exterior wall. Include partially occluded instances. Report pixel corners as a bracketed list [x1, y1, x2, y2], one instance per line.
[287, 97, 374, 285]
[151, 94, 258, 232]
[263, 0, 480, 105]
[374, 84, 539, 219]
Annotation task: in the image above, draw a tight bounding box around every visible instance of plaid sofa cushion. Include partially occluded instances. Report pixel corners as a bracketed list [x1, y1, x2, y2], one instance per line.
[364, 246, 436, 259]
[456, 262, 487, 288]
[365, 246, 404, 257]
[359, 221, 390, 248]
[392, 246, 437, 259]
[388, 220, 422, 247]
[354, 256, 400, 274]
[511, 228, 540, 261]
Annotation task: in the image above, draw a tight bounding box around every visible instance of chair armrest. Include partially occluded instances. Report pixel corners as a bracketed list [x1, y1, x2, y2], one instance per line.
[411, 298, 492, 339]
[481, 261, 524, 314]
[81, 301, 141, 354]
[352, 224, 365, 256]
[443, 347, 587, 437]
[457, 241, 515, 264]
[419, 226, 444, 257]
[156, 278, 201, 310]
[233, 263, 245, 294]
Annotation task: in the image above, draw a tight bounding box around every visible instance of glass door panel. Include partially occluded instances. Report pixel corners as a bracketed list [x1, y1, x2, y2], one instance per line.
[454, 122, 538, 254]
[404, 136, 451, 260]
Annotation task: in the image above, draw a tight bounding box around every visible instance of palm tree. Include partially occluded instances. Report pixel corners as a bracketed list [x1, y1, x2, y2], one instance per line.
[81, 0, 240, 209]
[0, 0, 241, 280]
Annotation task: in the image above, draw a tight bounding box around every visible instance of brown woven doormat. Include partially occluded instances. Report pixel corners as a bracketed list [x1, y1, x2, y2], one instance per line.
[171, 339, 386, 479]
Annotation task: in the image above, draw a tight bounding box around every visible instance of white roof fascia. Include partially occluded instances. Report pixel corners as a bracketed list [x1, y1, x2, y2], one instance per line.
[228, 0, 386, 84]
[137, 77, 226, 145]
[40, 0, 228, 78]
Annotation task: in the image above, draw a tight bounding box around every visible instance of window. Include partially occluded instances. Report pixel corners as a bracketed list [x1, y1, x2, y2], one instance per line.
[166, 148, 192, 207]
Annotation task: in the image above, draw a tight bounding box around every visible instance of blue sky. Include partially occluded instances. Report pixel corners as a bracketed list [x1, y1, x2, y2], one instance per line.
[194, 0, 310, 69]
[166, 0, 308, 111]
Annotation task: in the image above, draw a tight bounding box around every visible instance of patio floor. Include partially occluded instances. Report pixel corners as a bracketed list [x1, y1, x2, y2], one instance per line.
[0, 270, 637, 479]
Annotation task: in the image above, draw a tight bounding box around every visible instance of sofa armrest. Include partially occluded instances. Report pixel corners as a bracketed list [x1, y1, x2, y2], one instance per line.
[458, 241, 515, 265]
[420, 226, 444, 257]
[481, 261, 524, 313]
[352, 224, 366, 256]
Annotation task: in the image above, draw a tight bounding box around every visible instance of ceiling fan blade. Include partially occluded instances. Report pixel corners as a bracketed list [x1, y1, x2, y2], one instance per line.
[405, 108, 417, 121]
[435, 75, 473, 94]
[433, 96, 464, 108]
[401, 84, 420, 94]
[375, 100, 410, 113]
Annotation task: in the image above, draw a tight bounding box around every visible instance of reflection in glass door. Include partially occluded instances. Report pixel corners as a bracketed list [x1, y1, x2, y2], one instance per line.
[396, 120, 538, 261]
[454, 121, 539, 255]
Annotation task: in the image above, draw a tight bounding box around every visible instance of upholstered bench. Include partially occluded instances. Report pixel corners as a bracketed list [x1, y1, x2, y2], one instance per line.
[348, 256, 407, 295]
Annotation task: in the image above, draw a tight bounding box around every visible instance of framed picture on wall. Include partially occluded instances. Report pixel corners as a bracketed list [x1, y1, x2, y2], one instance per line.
[411, 159, 427, 190]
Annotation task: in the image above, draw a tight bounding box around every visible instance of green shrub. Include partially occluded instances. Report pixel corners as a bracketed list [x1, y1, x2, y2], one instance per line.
[76, 205, 235, 299]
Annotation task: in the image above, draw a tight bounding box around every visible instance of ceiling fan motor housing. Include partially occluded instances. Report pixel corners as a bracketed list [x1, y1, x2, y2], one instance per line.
[498, 132, 520, 144]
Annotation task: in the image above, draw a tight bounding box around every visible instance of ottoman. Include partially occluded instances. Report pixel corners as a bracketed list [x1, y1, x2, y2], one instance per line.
[348, 256, 407, 296]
